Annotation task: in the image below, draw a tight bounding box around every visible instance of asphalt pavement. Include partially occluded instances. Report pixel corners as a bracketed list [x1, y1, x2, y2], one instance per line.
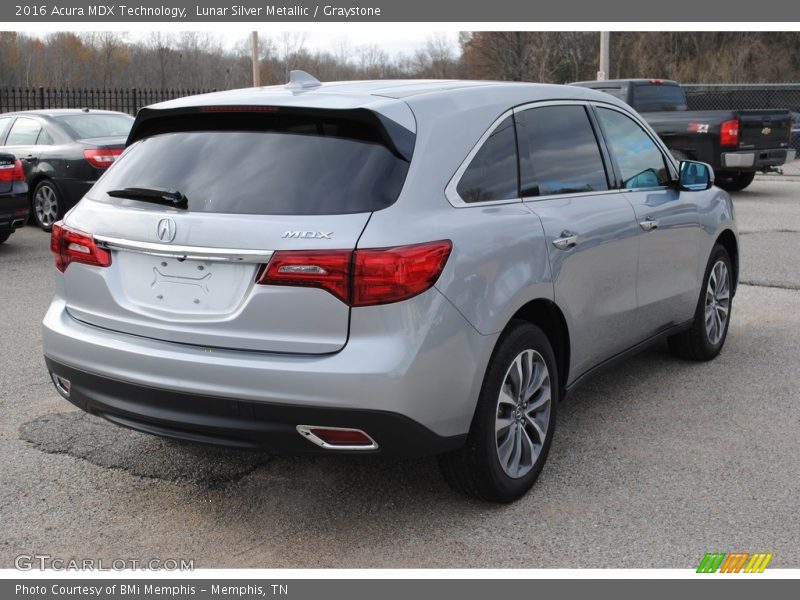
[1, 179, 798, 568]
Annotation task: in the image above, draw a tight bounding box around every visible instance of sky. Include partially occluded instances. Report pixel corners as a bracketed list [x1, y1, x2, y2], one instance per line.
[280, 30, 460, 56]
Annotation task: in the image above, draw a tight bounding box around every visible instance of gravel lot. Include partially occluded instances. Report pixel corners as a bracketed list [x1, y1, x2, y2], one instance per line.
[1, 180, 798, 569]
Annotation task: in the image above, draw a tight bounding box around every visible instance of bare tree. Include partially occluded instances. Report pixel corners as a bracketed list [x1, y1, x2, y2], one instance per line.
[147, 32, 174, 89]
[356, 43, 389, 79]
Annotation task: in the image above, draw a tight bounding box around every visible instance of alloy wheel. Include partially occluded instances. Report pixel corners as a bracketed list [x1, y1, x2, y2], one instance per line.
[34, 185, 59, 229]
[704, 260, 730, 345]
[494, 349, 552, 479]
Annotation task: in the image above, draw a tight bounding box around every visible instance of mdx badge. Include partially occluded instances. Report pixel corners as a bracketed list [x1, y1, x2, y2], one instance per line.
[157, 218, 177, 242]
[282, 231, 333, 239]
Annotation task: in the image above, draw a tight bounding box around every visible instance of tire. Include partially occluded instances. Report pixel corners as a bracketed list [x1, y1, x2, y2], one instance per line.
[668, 244, 733, 361]
[439, 320, 559, 503]
[715, 171, 755, 192]
[0, 231, 10, 245]
[31, 179, 62, 231]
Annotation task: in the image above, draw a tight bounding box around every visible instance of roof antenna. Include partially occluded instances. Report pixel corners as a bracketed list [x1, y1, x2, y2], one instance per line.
[286, 70, 322, 91]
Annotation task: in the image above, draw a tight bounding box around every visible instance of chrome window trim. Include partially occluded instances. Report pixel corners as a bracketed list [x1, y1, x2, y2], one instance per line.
[445, 98, 681, 209]
[94, 235, 274, 263]
[521, 188, 625, 205]
[588, 100, 681, 187]
[444, 109, 522, 208]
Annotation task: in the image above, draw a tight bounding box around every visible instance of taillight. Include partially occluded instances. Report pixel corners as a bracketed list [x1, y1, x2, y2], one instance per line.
[256, 240, 452, 307]
[0, 159, 24, 182]
[257, 250, 351, 303]
[51, 221, 112, 273]
[83, 148, 123, 168]
[352, 241, 452, 307]
[720, 119, 740, 147]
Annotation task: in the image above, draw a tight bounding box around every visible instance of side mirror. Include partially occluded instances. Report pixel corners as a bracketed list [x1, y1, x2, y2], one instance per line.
[678, 160, 714, 191]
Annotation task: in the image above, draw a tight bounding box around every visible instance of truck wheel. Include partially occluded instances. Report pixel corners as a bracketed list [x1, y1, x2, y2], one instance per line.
[715, 171, 755, 192]
[438, 321, 558, 503]
[0, 231, 10, 245]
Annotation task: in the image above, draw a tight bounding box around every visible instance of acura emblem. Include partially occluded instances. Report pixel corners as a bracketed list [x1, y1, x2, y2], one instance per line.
[157, 218, 176, 243]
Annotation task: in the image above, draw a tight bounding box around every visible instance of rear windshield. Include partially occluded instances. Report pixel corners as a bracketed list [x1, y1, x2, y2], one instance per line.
[90, 122, 410, 215]
[632, 85, 687, 112]
[593, 87, 627, 102]
[55, 114, 134, 139]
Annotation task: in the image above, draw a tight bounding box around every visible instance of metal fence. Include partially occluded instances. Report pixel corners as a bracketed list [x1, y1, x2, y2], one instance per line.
[0, 87, 216, 115]
[683, 83, 800, 176]
[1, 83, 798, 176]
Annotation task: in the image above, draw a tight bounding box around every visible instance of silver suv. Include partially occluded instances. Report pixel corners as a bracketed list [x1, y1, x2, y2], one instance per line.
[42, 73, 738, 502]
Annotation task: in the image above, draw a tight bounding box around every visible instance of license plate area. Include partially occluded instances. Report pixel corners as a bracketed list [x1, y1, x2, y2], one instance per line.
[115, 251, 255, 316]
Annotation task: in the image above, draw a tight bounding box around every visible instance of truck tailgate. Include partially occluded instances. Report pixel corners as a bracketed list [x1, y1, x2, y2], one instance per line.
[739, 110, 792, 150]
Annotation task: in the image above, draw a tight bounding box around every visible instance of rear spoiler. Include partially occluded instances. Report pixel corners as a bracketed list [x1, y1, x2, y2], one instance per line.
[126, 105, 416, 162]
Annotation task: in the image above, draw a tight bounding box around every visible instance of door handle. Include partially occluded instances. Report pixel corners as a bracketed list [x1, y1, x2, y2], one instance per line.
[552, 232, 579, 250]
[639, 218, 659, 232]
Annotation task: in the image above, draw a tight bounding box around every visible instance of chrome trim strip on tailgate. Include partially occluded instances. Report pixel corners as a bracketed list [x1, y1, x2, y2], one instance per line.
[94, 235, 274, 263]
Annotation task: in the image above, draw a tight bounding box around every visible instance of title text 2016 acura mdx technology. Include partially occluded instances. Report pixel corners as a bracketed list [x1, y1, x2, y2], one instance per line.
[42, 73, 739, 502]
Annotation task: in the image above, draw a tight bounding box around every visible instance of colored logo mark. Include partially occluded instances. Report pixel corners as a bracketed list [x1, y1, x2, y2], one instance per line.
[696, 552, 773, 573]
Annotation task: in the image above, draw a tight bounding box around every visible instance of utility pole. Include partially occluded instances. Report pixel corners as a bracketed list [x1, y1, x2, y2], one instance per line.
[597, 31, 610, 80]
[251, 31, 261, 87]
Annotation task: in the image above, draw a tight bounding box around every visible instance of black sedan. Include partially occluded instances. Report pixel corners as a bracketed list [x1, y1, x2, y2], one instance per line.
[0, 109, 134, 230]
[0, 152, 29, 244]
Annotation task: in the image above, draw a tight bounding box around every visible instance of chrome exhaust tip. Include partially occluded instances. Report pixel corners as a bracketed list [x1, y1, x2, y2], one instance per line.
[296, 425, 378, 450]
[50, 373, 71, 399]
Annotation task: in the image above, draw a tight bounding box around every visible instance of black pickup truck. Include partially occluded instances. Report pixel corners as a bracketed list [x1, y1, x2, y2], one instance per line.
[572, 79, 795, 191]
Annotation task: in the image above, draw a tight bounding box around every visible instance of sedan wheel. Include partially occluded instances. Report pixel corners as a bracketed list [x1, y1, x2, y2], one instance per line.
[32, 181, 61, 231]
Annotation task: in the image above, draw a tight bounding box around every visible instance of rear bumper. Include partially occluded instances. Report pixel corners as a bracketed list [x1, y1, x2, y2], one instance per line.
[45, 358, 465, 456]
[720, 148, 795, 170]
[0, 190, 29, 231]
[42, 288, 496, 448]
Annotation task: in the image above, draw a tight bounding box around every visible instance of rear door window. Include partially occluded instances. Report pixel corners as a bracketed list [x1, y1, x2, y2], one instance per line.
[456, 116, 519, 203]
[5, 117, 42, 145]
[91, 116, 410, 215]
[515, 105, 609, 197]
[632, 84, 687, 112]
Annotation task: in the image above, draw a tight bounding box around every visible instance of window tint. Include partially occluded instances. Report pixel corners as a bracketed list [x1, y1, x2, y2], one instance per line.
[91, 124, 410, 216]
[596, 108, 670, 189]
[456, 116, 518, 203]
[516, 105, 609, 197]
[632, 84, 687, 112]
[6, 118, 42, 145]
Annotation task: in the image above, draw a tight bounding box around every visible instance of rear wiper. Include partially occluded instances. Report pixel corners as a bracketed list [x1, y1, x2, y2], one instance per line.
[106, 187, 188, 209]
